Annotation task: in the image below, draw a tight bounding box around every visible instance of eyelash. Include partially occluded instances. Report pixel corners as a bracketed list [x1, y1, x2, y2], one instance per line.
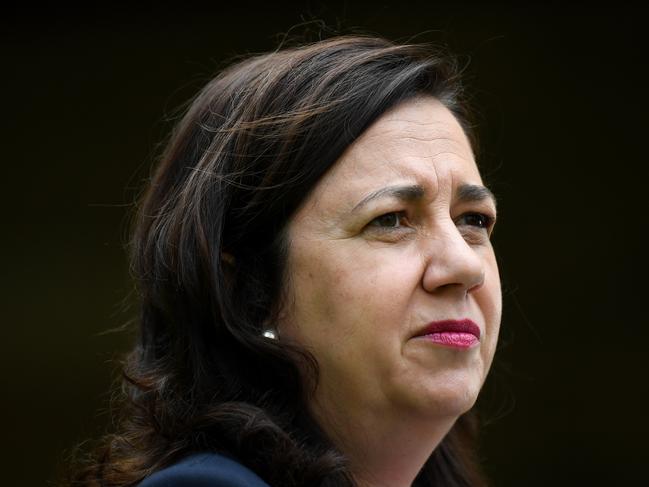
[456, 212, 495, 230]
[366, 211, 496, 232]
[367, 211, 409, 229]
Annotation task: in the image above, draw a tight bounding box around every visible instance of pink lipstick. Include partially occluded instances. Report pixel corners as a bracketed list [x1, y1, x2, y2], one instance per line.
[416, 319, 481, 349]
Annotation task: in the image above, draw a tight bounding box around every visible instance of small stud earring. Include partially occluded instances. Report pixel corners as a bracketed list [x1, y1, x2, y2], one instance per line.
[262, 329, 278, 340]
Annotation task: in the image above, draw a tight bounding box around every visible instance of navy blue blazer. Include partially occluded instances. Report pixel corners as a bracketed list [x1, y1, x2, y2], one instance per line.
[139, 452, 270, 487]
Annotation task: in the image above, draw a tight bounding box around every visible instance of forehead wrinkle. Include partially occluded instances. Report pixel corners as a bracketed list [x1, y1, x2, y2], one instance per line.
[377, 132, 473, 163]
[363, 128, 459, 146]
[376, 110, 463, 134]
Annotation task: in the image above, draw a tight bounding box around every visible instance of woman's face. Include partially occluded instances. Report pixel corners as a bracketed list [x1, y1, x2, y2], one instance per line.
[278, 96, 501, 428]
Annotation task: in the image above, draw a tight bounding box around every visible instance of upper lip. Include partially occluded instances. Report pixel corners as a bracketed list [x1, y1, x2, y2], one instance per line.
[414, 319, 481, 339]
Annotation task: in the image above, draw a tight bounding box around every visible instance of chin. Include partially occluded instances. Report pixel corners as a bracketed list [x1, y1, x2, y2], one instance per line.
[400, 371, 484, 419]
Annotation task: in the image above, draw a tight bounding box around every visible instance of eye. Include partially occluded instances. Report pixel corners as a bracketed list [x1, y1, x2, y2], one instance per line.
[457, 212, 495, 230]
[368, 211, 407, 229]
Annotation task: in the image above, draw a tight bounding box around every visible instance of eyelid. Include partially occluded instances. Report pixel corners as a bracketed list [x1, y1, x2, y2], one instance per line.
[367, 210, 408, 228]
[455, 212, 497, 240]
[456, 204, 497, 221]
[363, 210, 416, 240]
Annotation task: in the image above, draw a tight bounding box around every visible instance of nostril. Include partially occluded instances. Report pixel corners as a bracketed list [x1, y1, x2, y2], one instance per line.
[436, 281, 477, 294]
[467, 270, 485, 294]
[467, 281, 484, 294]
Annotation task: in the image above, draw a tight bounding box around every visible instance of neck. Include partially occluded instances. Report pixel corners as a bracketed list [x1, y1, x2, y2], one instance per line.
[313, 400, 458, 487]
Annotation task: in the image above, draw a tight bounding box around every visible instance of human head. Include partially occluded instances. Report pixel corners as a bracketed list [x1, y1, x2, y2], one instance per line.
[276, 94, 500, 485]
[127, 35, 493, 486]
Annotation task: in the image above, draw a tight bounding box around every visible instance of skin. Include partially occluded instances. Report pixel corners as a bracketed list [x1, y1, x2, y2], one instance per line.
[278, 96, 502, 487]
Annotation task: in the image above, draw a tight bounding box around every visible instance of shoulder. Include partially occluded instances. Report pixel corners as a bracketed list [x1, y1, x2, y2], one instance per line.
[138, 451, 270, 487]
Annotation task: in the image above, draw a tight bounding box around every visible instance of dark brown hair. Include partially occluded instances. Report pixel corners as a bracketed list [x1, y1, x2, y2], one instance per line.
[72, 35, 488, 487]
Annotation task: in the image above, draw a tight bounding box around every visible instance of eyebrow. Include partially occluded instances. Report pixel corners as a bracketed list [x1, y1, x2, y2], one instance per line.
[352, 184, 426, 212]
[456, 183, 497, 208]
[351, 183, 497, 212]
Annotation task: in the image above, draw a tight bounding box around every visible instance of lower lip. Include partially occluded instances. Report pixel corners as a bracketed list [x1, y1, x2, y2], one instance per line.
[421, 332, 479, 349]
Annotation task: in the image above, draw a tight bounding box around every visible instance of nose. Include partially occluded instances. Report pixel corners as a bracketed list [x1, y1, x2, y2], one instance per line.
[421, 224, 485, 296]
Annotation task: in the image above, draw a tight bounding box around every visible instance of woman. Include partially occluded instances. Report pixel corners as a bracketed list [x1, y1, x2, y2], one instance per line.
[73, 35, 501, 487]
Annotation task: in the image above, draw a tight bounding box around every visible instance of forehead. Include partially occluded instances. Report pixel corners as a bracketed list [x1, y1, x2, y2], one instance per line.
[358, 96, 472, 157]
[306, 96, 482, 209]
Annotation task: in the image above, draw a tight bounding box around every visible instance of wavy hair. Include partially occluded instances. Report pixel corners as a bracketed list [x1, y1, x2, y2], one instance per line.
[71, 35, 488, 487]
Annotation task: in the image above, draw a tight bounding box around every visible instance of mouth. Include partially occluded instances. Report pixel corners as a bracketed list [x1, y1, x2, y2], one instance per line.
[413, 319, 481, 349]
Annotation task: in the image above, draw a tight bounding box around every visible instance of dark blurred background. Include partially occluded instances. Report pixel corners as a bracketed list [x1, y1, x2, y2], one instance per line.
[3, 2, 648, 485]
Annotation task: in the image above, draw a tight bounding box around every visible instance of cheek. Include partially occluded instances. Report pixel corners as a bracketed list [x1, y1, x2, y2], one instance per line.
[281, 242, 416, 349]
[280, 244, 351, 345]
[479, 254, 502, 369]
